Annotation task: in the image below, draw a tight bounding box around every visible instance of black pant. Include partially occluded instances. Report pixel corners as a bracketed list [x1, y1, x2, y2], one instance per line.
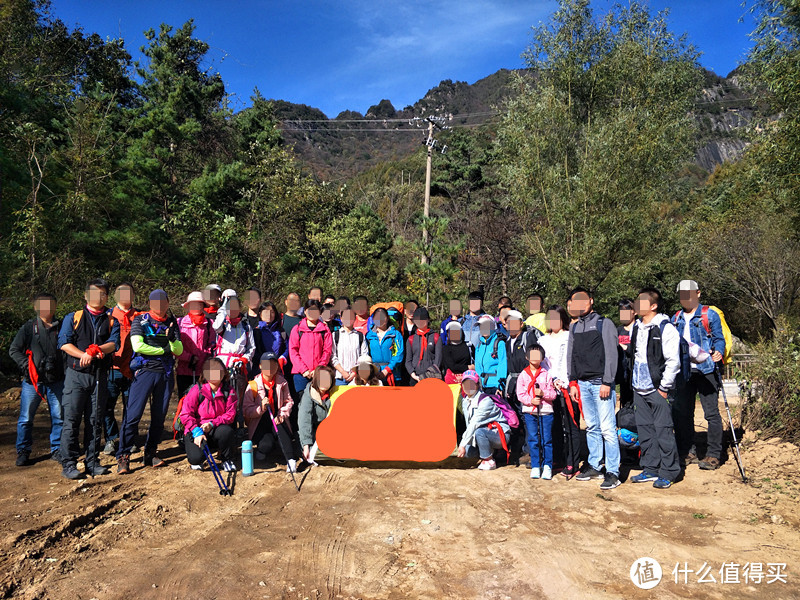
[60, 368, 108, 469]
[176, 374, 198, 399]
[252, 415, 295, 460]
[184, 424, 235, 464]
[559, 391, 582, 470]
[673, 371, 723, 459]
[634, 390, 680, 481]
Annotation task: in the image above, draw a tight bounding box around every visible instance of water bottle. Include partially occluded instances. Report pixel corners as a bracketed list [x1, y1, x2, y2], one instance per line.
[241, 440, 254, 476]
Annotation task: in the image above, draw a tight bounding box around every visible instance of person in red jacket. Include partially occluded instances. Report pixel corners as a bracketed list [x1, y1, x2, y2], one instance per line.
[176, 291, 216, 398]
[288, 299, 333, 397]
[180, 357, 237, 472]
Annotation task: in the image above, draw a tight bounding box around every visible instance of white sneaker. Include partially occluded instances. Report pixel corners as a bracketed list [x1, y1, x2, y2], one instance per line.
[530, 467, 541, 479]
[477, 458, 497, 471]
[222, 460, 237, 472]
[286, 459, 297, 473]
[190, 463, 203, 471]
[542, 465, 552, 480]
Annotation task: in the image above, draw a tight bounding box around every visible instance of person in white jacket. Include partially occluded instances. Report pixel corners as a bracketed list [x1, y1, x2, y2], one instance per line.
[456, 370, 510, 471]
[627, 288, 681, 489]
[331, 308, 369, 385]
[213, 290, 256, 423]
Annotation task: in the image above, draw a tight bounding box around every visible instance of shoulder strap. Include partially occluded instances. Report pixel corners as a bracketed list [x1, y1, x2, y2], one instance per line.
[673, 310, 681, 324]
[358, 331, 364, 346]
[73, 309, 84, 329]
[334, 329, 340, 346]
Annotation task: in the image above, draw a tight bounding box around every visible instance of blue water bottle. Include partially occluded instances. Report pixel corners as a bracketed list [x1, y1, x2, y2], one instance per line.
[241, 440, 254, 476]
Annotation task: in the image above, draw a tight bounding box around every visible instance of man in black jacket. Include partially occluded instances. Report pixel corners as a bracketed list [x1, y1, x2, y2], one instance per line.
[9, 293, 65, 466]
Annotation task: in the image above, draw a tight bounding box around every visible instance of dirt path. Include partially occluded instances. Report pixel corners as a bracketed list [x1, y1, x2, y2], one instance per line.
[1, 388, 798, 600]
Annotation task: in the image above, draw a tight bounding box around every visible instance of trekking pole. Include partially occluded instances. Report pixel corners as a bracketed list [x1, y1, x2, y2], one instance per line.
[561, 390, 574, 474]
[264, 403, 300, 491]
[714, 360, 747, 482]
[535, 384, 544, 469]
[202, 442, 231, 496]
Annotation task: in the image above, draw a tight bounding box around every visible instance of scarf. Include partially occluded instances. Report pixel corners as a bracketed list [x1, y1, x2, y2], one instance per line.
[524, 366, 543, 399]
[189, 311, 207, 326]
[204, 306, 217, 315]
[228, 314, 242, 327]
[85, 305, 105, 316]
[118, 306, 136, 329]
[261, 373, 276, 413]
[415, 327, 431, 364]
[148, 311, 168, 323]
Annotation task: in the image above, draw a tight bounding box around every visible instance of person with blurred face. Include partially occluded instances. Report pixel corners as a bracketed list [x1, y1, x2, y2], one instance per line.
[101, 283, 140, 456]
[352, 296, 370, 336]
[117, 289, 183, 474]
[462, 291, 485, 350]
[58, 279, 121, 479]
[516, 344, 558, 479]
[254, 301, 288, 376]
[9, 293, 65, 466]
[179, 357, 238, 472]
[202, 284, 223, 320]
[616, 299, 636, 409]
[456, 370, 511, 471]
[671, 279, 726, 471]
[243, 352, 296, 472]
[442, 322, 472, 384]
[332, 308, 369, 385]
[351, 354, 382, 386]
[283, 292, 302, 339]
[365, 307, 404, 386]
[404, 307, 442, 385]
[473, 314, 507, 395]
[402, 299, 419, 340]
[321, 302, 341, 335]
[244, 288, 262, 332]
[566, 287, 621, 490]
[524, 294, 547, 335]
[298, 365, 337, 463]
[503, 310, 541, 404]
[288, 299, 334, 397]
[440, 299, 463, 345]
[176, 291, 216, 399]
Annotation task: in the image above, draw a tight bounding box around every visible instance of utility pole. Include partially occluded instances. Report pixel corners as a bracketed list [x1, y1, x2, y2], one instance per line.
[411, 115, 450, 265]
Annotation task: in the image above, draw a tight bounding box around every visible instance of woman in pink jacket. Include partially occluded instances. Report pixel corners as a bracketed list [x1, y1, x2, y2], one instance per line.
[176, 292, 216, 398]
[242, 352, 296, 472]
[288, 299, 333, 396]
[516, 343, 557, 480]
[180, 357, 237, 472]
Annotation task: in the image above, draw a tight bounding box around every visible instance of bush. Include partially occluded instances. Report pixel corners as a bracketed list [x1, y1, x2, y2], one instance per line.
[740, 317, 800, 444]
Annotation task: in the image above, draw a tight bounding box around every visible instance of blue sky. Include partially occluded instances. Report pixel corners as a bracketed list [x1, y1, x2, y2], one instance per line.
[51, 1, 758, 118]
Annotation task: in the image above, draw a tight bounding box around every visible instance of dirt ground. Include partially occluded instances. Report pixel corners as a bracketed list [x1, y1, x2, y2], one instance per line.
[1, 386, 799, 600]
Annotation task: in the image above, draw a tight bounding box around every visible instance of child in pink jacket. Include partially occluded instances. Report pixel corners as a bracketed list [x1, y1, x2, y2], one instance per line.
[516, 344, 557, 480]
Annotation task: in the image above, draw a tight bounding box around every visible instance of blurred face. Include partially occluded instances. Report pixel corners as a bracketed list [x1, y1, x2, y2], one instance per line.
[462, 379, 479, 397]
[317, 370, 333, 392]
[204, 362, 224, 386]
[357, 364, 372, 380]
[305, 306, 321, 323]
[115, 286, 134, 308]
[479, 320, 493, 337]
[546, 310, 563, 333]
[85, 285, 108, 309]
[449, 328, 462, 344]
[527, 297, 542, 314]
[569, 292, 592, 318]
[34, 298, 56, 320]
[285, 293, 300, 313]
[354, 299, 368, 317]
[508, 318, 522, 336]
[227, 298, 241, 317]
[414, 318, 429, 330]
[619, 308, 635, 326]
[203, 289, 221, 307]
[404, 302, 418, 319]
[335, 299, 349, 312]
[321, 308, 333, 322]
[309, 289, 322, 302]
[499, 307, 511, 324]
[340, 309, 355, 329]
[373, 311, 387, 330]
[635, 294, 657, 317]
[150, 297, 168, 316]
[260, 359, 279, 378]
[679, 290, 701, 311]
[260, 305, 276, 323]
[187, 301, 205, 314]
[528, 348, 544, 368]
[469, 299, 482, 313]
[449, 299, 461, 317]
[245, 290, 261, 311]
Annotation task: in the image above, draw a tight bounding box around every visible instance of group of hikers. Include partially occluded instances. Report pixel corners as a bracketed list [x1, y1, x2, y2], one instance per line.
[9, 277, 730, 491]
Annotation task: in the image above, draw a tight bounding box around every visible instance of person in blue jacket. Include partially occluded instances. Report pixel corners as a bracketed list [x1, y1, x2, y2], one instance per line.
[365, 307, 404, 386]
[254, 301, 288, 376]
[473, 314, 507, 395]
[671, 279, 726, 471]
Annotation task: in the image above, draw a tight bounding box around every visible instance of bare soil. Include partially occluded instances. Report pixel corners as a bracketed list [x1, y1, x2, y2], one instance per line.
[1, 387, 798, 600]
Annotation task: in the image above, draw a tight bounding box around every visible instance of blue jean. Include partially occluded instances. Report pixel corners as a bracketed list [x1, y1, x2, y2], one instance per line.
[465, 427, 508, 460]
[524, 412, 554, 469]
[104, 368, 131, 443]
[579, 381, 620, 476]
[17, 380, 64, 454]
[118, 369, 173, 457]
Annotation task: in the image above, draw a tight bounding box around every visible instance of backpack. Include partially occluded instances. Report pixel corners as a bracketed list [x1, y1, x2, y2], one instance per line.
[673, 306, 733, 365]
[334, 329, 365, 348]
[616, 402, 639, 449]
[172, 382, 231, 440]
[491, 332, 507, 359]
[480, 393, 520, 429]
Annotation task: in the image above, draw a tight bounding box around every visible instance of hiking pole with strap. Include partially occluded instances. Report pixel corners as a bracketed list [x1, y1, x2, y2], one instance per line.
[560, 390, 574, 474]
[202, 441, 231, 496]
[714, 360, 747, 482]
[264, 402, 300, 491]
[535, 384, 544, 470]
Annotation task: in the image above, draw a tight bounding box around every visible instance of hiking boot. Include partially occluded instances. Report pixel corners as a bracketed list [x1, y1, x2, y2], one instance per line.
[683, 452, 698, 466]
[62, 463, 83, 480]
[50, 449, 62, 464]
[117, 454, 131, 475]
[286, 459, 297, 474]
[530, 467, 541, 479]
[190, 463, 203, 471]
[600, 473, 621, 490]
[103, 440, 117, 455]
[698, 456, 720, 470]
[222, 460, 237, 472]
[541, 465, 553, 480]
[576, 466, 604, 481]
[15, 451, 31, 467]
[560, 465, 578, 480]
[630, 471, 659, 483]
[477, 458, 497, 471]
[87, 464, 110, 477]
[144, 453, 165, 468]
[653, 478, 672, 489]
